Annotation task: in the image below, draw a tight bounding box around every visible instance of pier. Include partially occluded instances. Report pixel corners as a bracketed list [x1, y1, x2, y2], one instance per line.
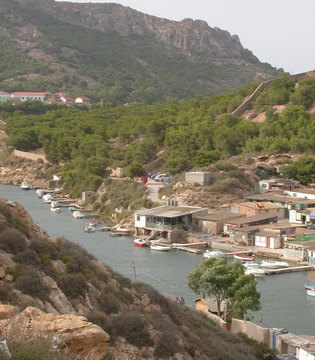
[264, 265, 315, 275]
[171, 242, 206, 254]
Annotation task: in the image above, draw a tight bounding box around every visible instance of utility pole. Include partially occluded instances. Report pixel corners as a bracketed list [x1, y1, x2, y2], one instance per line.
[132, 261, 137, 281]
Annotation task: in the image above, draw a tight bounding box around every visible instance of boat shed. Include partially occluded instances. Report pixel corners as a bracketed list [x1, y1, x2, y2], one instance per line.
[193, 211, 244, 236]
[134, 205, 208, 240]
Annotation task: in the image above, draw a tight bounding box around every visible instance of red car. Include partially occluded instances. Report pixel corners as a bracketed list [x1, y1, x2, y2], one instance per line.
[139, 176, 148, 183]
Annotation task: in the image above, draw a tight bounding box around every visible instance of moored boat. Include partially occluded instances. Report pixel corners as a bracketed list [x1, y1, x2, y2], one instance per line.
[203, 250, 225, 258]
[234, 253, 255, 261]
[50, 207, 61, 214]
[88, 219, 98, 227]
[260, 260, 289, 269]
[134, 238, 150, 247]
[305, 283, 315, 290]
[150, 243, 171, 251]
[20, 181, 31, 190]
[83, 225, 96, 233]
[306, 288, 315, 297]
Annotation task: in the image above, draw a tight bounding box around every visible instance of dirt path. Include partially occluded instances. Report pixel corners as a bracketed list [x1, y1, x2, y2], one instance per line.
[13, 150, 48, 163]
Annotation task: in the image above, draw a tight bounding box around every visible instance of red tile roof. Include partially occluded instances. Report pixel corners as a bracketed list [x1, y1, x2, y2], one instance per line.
[11, 92, 47, 96]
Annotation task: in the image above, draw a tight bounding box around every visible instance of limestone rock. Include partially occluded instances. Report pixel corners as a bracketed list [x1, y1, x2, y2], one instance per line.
[0, 305, 18, 320]
[0, 306, 110, 359]
[42, 275, 75, 314]
[0, 250, 15, 268]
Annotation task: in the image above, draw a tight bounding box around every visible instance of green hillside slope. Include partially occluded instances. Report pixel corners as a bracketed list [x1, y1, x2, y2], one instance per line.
[0, 0, 281, 103]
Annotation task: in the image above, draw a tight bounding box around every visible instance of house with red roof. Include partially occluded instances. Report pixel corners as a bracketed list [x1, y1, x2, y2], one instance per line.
[74, 96, 90, 106]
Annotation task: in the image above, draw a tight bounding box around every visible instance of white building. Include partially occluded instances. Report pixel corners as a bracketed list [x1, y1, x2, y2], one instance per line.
[10, 92, 47, 102]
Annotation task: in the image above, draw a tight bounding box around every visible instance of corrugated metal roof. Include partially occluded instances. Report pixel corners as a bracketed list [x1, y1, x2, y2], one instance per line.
[135, 205, 206, 218]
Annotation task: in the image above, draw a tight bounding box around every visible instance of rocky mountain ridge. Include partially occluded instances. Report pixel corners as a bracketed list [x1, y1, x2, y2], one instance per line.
[24, 0, 258, 62]
[0, 0, 281, 103]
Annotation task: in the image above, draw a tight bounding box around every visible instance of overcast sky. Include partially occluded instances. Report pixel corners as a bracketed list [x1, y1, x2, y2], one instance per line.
[56, 0, 315, 74]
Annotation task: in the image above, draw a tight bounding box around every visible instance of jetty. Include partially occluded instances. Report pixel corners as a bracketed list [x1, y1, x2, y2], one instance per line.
[171, 242, 206, 254]
[264, 265, 315, 275]
[72, 210, 99, 219]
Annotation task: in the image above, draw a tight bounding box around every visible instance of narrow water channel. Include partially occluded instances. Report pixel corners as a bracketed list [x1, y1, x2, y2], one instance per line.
[1, 184, 314, 335]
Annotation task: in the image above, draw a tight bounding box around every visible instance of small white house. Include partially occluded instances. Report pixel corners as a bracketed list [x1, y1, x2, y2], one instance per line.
[285, 189, 315, 200]
[254, 231, 282, 249]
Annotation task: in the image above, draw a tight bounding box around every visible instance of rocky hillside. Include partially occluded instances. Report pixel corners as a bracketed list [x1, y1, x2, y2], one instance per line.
[0, 0, 281, 103]
[0, 199, 263, 359]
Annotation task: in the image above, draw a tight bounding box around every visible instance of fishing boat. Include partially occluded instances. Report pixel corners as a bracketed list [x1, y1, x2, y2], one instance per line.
[203, 250, 225, 258]
[50, 207, 61, 214]
[83, 225, 96, 233]
[243, 263, 265, 277]
[234, 253, 255, 261]
[20, 181, 31, 190]
[305, 283, 315, 290]
[88, 219, 98, 227]
[306, 288, 315, 297]
[150, 243, 172, 251]
[134, 238, 150, 247]
[260, 260, 289, 269]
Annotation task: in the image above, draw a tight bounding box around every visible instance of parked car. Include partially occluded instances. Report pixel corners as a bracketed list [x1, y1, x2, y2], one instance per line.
[154, 174, 169, 182]
[162, 176, 172, 185]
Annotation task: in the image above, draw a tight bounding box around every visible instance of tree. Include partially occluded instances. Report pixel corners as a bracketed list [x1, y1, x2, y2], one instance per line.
[188, 257, 260, 320]
[125, 162, 146, 179]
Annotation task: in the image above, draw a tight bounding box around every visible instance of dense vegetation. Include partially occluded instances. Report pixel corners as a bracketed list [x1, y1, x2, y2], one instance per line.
[0, 0, 280, 103]
[3, 75, 315, 195]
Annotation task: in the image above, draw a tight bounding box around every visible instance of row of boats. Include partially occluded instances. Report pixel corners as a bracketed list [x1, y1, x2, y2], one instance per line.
[203, 249, 290, 277]
[134, 238, 172, 251]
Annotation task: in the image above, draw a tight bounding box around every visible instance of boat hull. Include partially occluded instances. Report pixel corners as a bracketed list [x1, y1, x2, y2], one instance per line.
[134, 239, 150, 247]
[150, 245, 171, 251]
[306, 288, 315, 297]
[234, 254, 255, 261]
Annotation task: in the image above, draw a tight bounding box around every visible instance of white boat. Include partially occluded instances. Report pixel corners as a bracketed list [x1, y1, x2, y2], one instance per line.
[42, 194, 54, 204]
[203, 250, 224, 258]
[150, 244, 172, 251]
[260, 260, 289, 269]
[306, 288, 315, 297]
[245, 268, 265, 277]
[50, 207, 61, 214]
[83, 225, 95, 233]
[20, 181, 31, 190]
[305, 283, 315, 290]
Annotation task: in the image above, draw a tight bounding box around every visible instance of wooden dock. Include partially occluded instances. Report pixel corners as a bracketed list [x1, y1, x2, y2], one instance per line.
[171, 243, 203, 254]
[264, 265, 315, 275]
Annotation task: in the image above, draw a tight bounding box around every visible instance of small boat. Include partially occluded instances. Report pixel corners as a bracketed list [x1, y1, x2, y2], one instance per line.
[50, 207, 61, 214]
[243, 263, 265, 277]
[36, 188, 45, 198]
[134, 238, 150, 247]
[83, 225, 96, 233]
[260, 260, 289, 269]
[20, 181, 31, 190]
[234, 253, 255, 261]
[88, 220, 98, 227]
[203, 250, 224, 258]
[109, 232, 121, 237]
[99, 226, 111, 232]
[306, 288, 315, 297]
[42, 194, 54, 204]
[114, 227, 134, 236]
[305, 283, 315, 290]
[150, 244, 172, 251]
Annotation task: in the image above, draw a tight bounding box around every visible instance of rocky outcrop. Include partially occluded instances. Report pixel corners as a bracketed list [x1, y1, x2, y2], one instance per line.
[0, 306, 110, 359]
[33, 0, 258, 62]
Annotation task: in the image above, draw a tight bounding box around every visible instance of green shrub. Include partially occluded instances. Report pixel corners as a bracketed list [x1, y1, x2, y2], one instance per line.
[154, 331, 183, 358]
[98, 293, 120, 314]
[15, 269, 45, 299]
[0, 228, 27, 254]
[14, 249, 40, 265]
[60, 273, 87, 298]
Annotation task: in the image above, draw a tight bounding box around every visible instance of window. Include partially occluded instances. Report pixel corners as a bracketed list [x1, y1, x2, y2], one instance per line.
[136, 216, 140, 221]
